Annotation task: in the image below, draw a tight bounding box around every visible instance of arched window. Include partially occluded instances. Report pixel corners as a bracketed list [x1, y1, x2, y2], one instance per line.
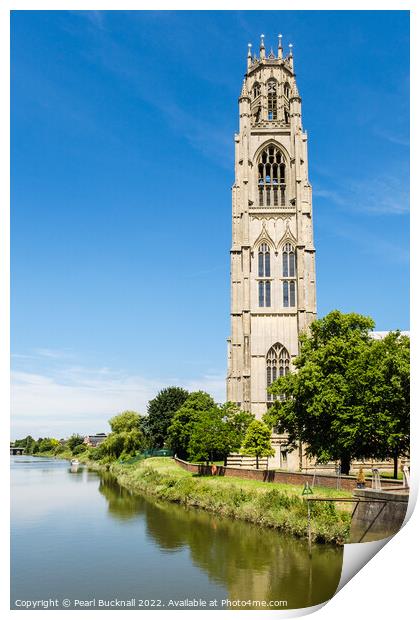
[257, 145, 287, 208]
[257, 243, 271, 307]
[266, 343, 290, 402]
[282, 243, 295, 277]
[267, 80, 277, 120]
[258, 280, 271, 307]
[253, 82, 261, 99]
[282, 243, 296, 307]
[258, 243, 270, 277]
[284, 82, 290, 99]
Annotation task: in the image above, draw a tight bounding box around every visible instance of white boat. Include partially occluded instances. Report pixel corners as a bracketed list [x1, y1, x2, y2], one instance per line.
[70, 459, 80, 466]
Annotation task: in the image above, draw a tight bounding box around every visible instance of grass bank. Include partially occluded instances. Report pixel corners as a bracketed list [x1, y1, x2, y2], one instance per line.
[108, 457, 350, 545]
[25, 453, 351, 544]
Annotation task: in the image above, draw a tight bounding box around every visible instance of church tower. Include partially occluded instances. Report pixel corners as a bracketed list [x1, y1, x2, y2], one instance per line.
[227, 35, 317, 426]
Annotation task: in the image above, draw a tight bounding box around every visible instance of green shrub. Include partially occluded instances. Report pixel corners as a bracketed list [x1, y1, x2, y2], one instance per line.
[72, 444, 87, 455]
[89, 448, 102, 461]
[53, 444, 66, 455]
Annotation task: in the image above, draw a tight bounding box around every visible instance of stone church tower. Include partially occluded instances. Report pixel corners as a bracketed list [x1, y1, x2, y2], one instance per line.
[227, 35, 317, 446]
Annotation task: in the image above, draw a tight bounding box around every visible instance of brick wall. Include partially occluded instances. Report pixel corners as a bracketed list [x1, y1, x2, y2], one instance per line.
[173, 457, 402, 492]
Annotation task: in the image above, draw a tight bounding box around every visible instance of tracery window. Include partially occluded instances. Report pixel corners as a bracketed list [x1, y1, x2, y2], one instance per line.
[266, 343, 290, 402]
[258, 280, 271, 307]
[253, 82, 261, 99]
[257, 243, 271, 307]
[258, 243, 270, 277]
[282, 243, 295, 277]
[282, 243, 296, 307]
[267, 80, 277, 120]
[257, 145, 286, 208]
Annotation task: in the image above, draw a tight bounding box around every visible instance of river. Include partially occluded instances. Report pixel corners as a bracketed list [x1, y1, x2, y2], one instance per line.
[11, 456, 343, 610]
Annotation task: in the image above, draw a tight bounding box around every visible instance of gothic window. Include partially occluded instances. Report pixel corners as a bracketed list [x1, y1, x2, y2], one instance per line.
[282, 243, 296, 307]
[253, 82, 261, 99]
[267, 80, 277, 120]
[282, 243, 295, 277]
[266, 343, 290, 402]
[258, 280, 271, 307]
[257, 244, 271, 307]
[284, 82, 290, 99]
[284, 108, 290, 124]
[257, 145, 287, 208]
[258, 243, 270, 277]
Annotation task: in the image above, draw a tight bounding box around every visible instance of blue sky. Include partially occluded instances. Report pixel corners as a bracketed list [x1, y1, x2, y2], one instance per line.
[11, 10, 409, 438]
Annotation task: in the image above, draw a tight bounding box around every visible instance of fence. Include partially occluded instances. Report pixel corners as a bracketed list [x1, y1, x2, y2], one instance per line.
[119, 448, 173, 465]
[174, 457, 403, 491]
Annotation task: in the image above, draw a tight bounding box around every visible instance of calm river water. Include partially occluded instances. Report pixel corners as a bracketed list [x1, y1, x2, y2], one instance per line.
[11, 456, 343, 610]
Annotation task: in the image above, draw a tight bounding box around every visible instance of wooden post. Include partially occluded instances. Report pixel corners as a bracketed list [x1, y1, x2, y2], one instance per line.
[307, 500, 312, 556]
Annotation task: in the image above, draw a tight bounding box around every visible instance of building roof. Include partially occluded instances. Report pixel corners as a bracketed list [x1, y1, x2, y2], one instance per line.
[370, 331, 410, 340]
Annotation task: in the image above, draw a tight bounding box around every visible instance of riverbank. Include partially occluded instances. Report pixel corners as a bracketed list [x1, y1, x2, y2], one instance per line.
[110, 458, 350, 545]
[29, 453, 351, 544]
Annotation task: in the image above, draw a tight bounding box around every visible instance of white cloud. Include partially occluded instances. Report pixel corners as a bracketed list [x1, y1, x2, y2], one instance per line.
[315, 175, 409, 216]
[11, 364, 226, 439]
[34, 348, 73, 360]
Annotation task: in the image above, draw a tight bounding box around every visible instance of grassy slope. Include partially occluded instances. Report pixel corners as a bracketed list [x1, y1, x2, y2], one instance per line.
[109, 458, 351, 545]
[27, 453, 351, 544]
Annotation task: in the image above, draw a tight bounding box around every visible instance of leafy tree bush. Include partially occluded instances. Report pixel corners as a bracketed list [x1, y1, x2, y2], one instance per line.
[265, 311, 410, 475]
[14, 435, 35, 453]
[67, 434, 85, 451]
[167, 391, 215, 459]
[241, 420, 274, 469]
[188, 406, 228, 463]
[53, 443, 66, 455]
[98, 433, 126, 459]
[144, 387, 189, 448]
[220, 402, 254, 453]
[88, 447, 102, 461]
[188, 402, 254, 464]
[72, 444, 87, 455]
[98, 412, 147, 460]
[109, 411, 142, 433]
[121, 428, 146, 456]
[37, 438, 60, 453]
[346, 330, 409, 478]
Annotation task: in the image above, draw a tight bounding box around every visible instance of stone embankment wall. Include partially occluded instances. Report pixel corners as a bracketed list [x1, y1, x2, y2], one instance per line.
[174, 457, 403, 492]
[350, 488, 409, 542]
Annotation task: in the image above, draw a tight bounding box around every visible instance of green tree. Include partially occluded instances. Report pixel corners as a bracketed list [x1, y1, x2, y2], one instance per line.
[144, 387, 189, 448]
[13, 435, 36, 454]
[265, 311, 409, 475]
[53, 443, 67, 455]
[36, 437, 60, 453]
[221, 402, 254, 454]
[241, 420, 274, 469]
[99, 412, 146, 460]
[188, 407, 229, 463]
[122, 428, 146, 456]
[109, 411, 142, 433]
[72, 443, 87, 456]
[98, 433, 126, 459]
[346, 331, 410, 478]
[167, 391, 215, 459]
[67, 434, 85, 451]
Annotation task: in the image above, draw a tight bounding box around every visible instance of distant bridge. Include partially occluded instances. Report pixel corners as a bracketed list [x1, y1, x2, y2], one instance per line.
[10, 447, 25, 455]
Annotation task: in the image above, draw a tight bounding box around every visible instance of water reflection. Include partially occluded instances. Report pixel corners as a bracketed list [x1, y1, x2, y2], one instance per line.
[98, 474, 343, 608]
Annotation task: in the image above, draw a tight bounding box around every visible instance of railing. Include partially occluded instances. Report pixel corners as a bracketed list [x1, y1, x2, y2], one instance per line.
[119, 448, 173, 465]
